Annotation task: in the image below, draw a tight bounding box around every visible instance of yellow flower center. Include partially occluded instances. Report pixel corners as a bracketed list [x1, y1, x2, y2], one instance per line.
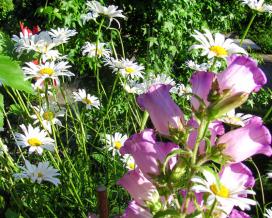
[27, 138, 42, 146]
[39, 67, 54, 76]
[43, 111, 55, 121]
[128, 162, 135, 170]
[210, 183, 229, 198]
[37, 171, 43, 178]
[96, 49, 103, 56]
[82, 98, 92, 105]
[210, 46, 228, 57]
[114, 141, 122, 149]
[125, 67, 135, 74]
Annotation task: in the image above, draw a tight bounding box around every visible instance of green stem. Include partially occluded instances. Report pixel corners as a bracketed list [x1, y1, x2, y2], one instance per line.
[106, 74, 119, 113]
[95, 18, 105, 98]
[249, 159, 265, 206]
[209, 58, 217, 72]
[207, 200, 217, 217]
[263, 105, 272, 122]
[192, 118, 209, 164]
[183, 118, 210, 214]
[240, 13, 256, 46]
[44, 80, 50, 110]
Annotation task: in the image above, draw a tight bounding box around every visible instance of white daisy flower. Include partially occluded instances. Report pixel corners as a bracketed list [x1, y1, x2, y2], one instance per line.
[15, 124, 55, 155]
[241, 0, 272, 13]
[12, 32, 36, 54]
[81, 11, 99, 24]
[31, 105, 65, 133]
[12, 25, 76, 62]
[219, 109, 253, 127]
[49, 27, 77, 44]
[23, 61, 74, 87]
[131, 73, 175, 94]
[32, 31, 62, 62]
[105, 57, 145, 79]
[73, 89, 100, 109]
[264, 207, 272, 218]
[118, 59, 145, 79]
[267, 171, 272, 179]
[170, 84, 192, 99]
[186, 60, 206, 71]
[122, 79, 142, 94]
[104, 132, 128, 156]
[121, 154, 136, 170]
[189, 29, 248, 59]
[82, 42, 111, 58]
[191, 169, 256, 212]
[84, 1, 126, 27]
[104, 57, 124, 71]
[14, 160, 60, 186]
[12, 25, 72, 61]
[185, 60, 222, 72]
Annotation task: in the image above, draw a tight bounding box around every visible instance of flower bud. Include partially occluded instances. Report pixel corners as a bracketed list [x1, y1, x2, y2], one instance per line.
[169, 158, 187, 184]
[206, 92, 248, 120]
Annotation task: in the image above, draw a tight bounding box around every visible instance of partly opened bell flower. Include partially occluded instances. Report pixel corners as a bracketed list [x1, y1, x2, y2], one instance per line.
[229, 209, 250, 218]
[120, 129, 178, 177]
[137, 84, 185, 136]
[190, 55, 266, 119]
[118, 169, 160, 207]
[218, 116, 272, 162]
[121, 201, 152, 218]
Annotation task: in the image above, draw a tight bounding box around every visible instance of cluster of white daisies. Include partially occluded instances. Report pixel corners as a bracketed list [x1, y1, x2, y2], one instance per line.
[10, 0, 272, 191]
[11, 0, 131, 186]
[12, 25, 79, 186]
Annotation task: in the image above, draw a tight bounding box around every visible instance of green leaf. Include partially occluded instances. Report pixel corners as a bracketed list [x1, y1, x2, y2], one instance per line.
[5, 208, 24, 218]
[154, 209, 181, 218]
[91, 152, 105, 164]
[0, 55, 33, 93]
[146, 37, 158, 48]
[0, 94, 4, 128]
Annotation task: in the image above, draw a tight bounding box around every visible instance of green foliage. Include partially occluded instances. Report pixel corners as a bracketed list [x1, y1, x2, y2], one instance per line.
[0, 0, 271, 217]
[0, 55, 33, 94]
[0, 0, 14, 21]
[0, 94, 4, 128]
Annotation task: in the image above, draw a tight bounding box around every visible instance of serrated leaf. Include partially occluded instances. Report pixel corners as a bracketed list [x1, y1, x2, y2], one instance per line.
[0, 55, 33, 93]
[146, 37, 158, 48]
[91, 153, 105, 164]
